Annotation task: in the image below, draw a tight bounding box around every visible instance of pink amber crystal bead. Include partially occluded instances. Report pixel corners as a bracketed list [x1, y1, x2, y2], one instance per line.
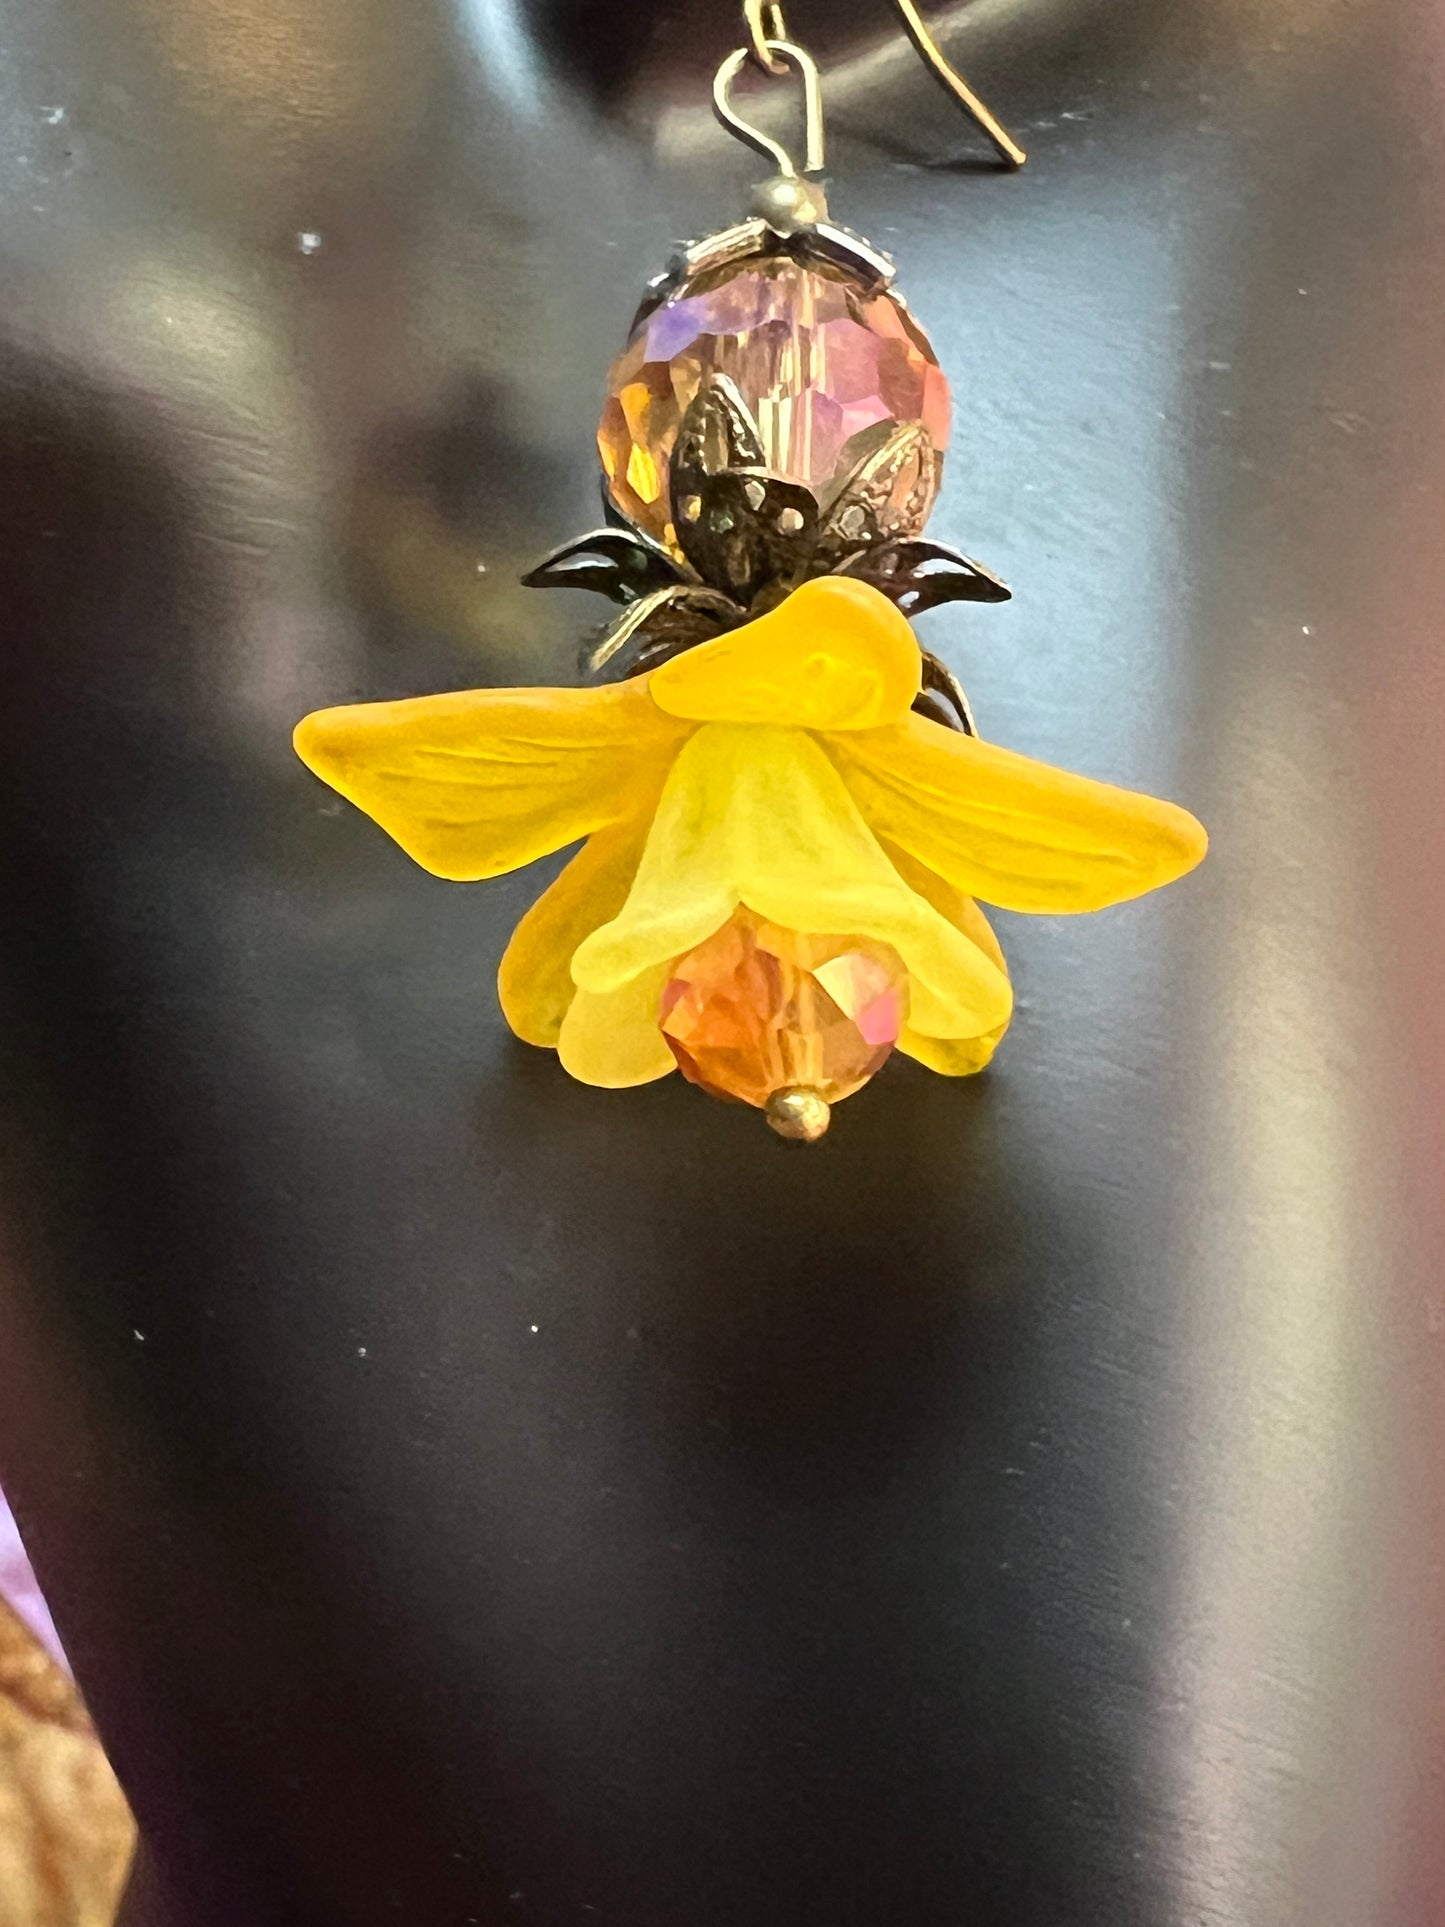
[599, 255, 951, 553]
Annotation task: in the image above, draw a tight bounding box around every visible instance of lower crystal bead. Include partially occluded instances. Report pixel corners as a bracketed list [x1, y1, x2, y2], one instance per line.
[659, 909, 907, 1111]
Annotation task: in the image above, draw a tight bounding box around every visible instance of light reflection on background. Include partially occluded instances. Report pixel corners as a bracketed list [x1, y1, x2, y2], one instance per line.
[1152, 6, 1439, 1915]
[458, 0, 548, 120]
[1165, 676, 1391, 1923]
[135, 0, 405, 130]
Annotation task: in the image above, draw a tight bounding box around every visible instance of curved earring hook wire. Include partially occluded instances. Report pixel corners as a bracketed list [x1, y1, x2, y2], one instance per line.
[890, 0, 1026, 168]
[714, 40, 826, 179]
[734, 0, 1025, 170]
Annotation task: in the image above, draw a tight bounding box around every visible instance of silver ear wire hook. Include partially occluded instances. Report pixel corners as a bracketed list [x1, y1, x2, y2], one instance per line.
[714, 39, 826, 178]
[723, 0, 1026, 173]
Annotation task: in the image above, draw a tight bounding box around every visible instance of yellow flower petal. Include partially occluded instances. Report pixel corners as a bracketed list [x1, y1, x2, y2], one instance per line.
[294, 680, 688, 881]
[900, 1026, 1005, 1078]
[647, 577, 921, 732]
[571, 724, 1012, 1041]
[497, 814, 654, 1047]
[829, 714, 1208, 913]
[884, 838, 1011, 1077]
[557, 966, 676, 1087]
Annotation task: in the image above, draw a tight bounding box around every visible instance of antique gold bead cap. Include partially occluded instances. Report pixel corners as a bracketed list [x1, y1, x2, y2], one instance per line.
[766, 1087, 832, 1143]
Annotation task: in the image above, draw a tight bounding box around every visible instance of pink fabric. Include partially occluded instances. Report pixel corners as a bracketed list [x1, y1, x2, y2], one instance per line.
[0, 1484, 67, 1669]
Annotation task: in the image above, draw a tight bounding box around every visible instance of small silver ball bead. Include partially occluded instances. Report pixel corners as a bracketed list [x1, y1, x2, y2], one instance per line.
[750, 172, 830, 234]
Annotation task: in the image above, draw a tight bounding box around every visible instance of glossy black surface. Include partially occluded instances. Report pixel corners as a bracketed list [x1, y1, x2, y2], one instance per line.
[0, 1, 1442, 1921]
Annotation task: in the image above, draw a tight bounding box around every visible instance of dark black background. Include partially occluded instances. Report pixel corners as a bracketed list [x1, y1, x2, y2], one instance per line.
[0, 0, 1442, 1921]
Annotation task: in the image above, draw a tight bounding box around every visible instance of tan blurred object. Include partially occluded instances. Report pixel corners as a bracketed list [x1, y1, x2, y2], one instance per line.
[0, 1598, 135, 1927]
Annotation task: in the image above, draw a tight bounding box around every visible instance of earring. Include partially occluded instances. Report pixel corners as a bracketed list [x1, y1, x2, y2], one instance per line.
[295, 3, 1206, 1143]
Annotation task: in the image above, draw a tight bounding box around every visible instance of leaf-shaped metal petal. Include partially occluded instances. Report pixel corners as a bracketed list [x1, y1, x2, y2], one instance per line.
[912, 649, 978, 735]
[585, 583, 743, 682]
[599, 475, 640, 533]
[819, 421, 943, 548]
[522, 527, 688, 605]
[674, 469, 821, 607]
[669, 375, 767, 506]
[837, 538, 1011, 614]
[668, 379, 824, 603]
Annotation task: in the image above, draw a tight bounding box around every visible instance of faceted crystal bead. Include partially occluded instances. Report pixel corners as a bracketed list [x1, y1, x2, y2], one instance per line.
[659, 909, 908, 1109]
[599, 255, 951, 553]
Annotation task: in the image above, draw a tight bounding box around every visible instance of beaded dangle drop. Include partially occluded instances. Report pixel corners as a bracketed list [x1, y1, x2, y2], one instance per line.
[295, 3, 1206, 1142]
